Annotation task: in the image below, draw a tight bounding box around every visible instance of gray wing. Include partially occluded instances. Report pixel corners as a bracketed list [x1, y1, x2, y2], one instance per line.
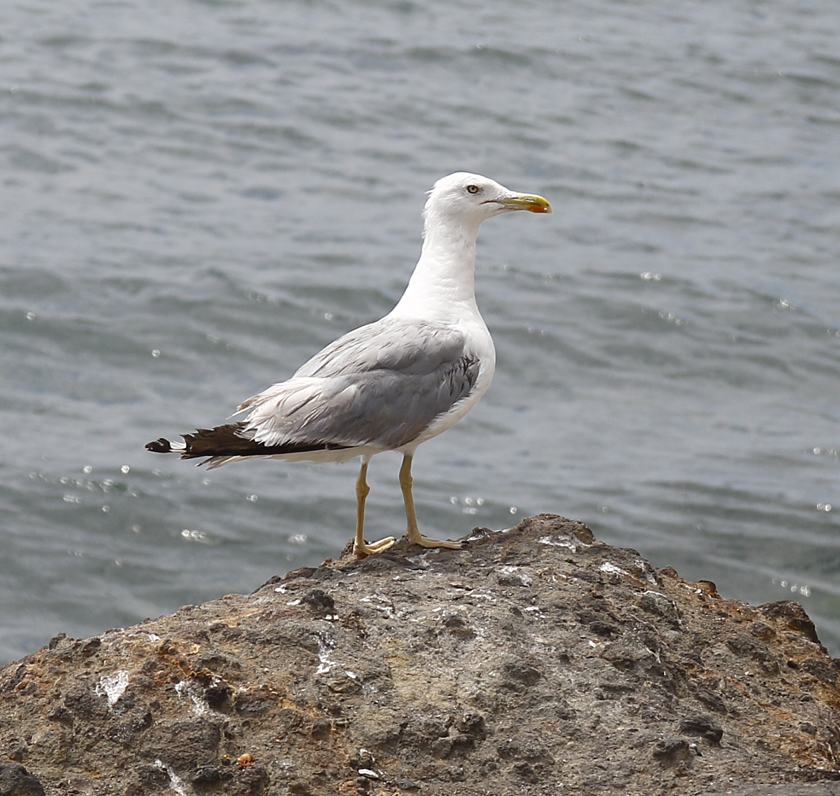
[256, 318, 481, 450]
[295, 317, 470, 380]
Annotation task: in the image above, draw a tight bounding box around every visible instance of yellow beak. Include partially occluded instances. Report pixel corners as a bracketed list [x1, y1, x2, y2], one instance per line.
[495, 192, 552, 214]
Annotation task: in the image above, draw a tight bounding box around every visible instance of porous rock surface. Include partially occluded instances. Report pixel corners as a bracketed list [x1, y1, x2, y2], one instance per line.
[2, 514, 840, 795]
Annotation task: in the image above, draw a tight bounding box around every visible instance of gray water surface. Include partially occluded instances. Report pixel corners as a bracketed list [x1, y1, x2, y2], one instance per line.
[2, 0, 840, 664]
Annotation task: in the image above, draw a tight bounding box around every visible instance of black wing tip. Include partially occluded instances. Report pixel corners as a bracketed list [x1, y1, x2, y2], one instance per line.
[146, 427, 353, 459]
[146, 437, 173, 453]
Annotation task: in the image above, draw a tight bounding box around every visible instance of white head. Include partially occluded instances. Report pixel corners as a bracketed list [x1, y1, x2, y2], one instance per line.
[393, 173, 551, 316]
[424, 172, 551, 232]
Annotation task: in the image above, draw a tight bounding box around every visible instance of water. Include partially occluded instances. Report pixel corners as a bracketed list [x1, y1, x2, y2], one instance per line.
[2, 0, 839, 665]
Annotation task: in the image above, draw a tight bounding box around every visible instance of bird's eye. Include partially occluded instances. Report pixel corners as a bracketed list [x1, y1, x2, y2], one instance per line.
[465, 184, 480, 194]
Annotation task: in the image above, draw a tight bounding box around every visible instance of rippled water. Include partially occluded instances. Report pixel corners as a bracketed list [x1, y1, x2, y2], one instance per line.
[2, 0, 840, 664]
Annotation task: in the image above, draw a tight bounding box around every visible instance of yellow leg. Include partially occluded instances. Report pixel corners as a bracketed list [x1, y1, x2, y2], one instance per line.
[399, 454, 462, 550]
[353, 458, 395, 557]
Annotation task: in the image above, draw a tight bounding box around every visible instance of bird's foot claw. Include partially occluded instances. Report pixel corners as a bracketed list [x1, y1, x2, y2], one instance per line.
[407, 534, 463, 550]
[354, 536, 396, 557]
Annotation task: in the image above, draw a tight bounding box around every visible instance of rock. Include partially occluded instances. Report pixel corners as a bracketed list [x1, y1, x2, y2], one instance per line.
[0, 764, 45, 796]
[678, 714, 723, 744]
[1, 514, 840, 795]
[697, 786, 840, 796]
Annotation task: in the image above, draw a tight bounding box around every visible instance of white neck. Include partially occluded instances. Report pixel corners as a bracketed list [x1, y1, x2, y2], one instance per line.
[389, 211, 483, 321]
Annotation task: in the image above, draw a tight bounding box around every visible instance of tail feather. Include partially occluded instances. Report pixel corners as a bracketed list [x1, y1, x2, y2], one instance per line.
[182, 423, 261, 458]
[145, 421, 350, 462]
[145, 437, 173, 453]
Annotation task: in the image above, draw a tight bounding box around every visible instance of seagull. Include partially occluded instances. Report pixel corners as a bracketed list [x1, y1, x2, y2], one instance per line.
[146, 172, 551, 556]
